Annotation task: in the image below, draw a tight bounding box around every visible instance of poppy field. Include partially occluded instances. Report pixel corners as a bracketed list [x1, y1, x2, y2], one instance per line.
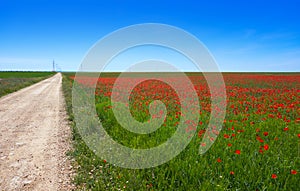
[63, 73, 299, 190]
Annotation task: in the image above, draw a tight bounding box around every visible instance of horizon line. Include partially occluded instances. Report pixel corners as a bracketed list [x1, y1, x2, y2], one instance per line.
[0, 70, 300, 73]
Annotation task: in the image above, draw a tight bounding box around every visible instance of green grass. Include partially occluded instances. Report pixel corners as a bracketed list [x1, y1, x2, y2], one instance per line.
[0, 71, 54, 78]
[0, 71, 55, 97]
[62, 73, 299, 190]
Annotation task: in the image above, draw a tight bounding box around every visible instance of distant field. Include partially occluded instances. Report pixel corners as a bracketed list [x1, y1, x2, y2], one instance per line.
[0, 72, 55, 97]
[63, 72, 300, 190]
[0, 71, 54, 78]
[64, 71, 300, 78]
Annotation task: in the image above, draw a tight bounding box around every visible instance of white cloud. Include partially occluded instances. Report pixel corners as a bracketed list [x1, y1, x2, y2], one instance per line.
[0, 57, 54, 71]
[260, 32, 296, 40]
[0, 57, 51, 65]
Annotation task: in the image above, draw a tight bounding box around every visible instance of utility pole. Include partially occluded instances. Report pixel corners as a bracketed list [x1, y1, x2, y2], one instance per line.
[52, 60, 55, 72]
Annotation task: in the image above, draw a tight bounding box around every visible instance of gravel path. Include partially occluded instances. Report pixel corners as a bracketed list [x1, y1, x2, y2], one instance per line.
[0, 73, 74, 190]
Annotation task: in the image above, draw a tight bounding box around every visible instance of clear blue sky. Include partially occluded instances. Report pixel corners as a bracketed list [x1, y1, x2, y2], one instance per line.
[1, 0, 300, 72]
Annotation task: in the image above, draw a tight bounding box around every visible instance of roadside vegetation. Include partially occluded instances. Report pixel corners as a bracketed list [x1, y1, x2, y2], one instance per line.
[0, 71, 55, 97]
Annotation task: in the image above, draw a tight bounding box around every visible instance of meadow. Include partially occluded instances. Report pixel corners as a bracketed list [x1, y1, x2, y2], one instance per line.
[0, 71, 55, 97]
[62, 72, 299, 190]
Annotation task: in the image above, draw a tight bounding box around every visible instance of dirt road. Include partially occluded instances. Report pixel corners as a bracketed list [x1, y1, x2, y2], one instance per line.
[0, 73, 74, 190]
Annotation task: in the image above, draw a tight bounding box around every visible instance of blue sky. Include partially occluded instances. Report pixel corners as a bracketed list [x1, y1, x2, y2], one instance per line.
[0, 0, 300, 72]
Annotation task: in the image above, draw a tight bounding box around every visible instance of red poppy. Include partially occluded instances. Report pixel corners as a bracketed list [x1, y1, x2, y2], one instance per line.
[283, 127, 289, 131]
[146, 183, 153, 188]
[297, 134, 300, 138]
[224, 134, 230, 139]
[235, 150, 241, 155]
[271, 174, 277, 179]
[103, 159, 107, 163]
[227, 143, 232, 147]
[263, 132, 269, 136]
[291, 170, 297, 175]
[217, 158, 222, 163]
[264, 144, 269, 151]
[256, 136, 264, 143]
[230, 171, 234, 175]
[198, 129, 206, 138]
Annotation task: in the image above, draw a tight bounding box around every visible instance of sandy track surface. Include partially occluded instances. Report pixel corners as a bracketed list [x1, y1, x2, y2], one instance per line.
[0, 73, 74, 191]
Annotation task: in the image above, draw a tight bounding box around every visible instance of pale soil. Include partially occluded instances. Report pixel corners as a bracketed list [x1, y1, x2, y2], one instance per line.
[0, 73, 75, 191]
